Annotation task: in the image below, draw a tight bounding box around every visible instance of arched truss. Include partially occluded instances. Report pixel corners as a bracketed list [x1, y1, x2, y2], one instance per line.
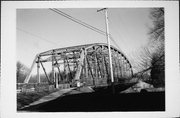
[24, 43, 133, 86]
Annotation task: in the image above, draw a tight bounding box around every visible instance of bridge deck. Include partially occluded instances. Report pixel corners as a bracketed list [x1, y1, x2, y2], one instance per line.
[20, 89, 165, 112]
[20, 82, 137, 111]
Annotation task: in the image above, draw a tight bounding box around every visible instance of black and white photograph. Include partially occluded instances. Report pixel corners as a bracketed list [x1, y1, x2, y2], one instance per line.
[1, 1, 179, 118]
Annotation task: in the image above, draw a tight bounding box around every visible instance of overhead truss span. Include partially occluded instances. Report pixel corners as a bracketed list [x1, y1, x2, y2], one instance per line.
[24, 43, 133, 87]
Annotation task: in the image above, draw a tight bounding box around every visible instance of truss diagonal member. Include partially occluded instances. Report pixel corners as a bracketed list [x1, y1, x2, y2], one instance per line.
[74, 48, 85, 82]
[24, 54, 39, 83]
[40, 61, 52, 84]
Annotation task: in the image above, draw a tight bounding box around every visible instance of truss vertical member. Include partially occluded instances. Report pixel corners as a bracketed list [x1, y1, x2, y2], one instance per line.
[84, 49, 88, 79]
[52, 50, 55, 86]
[37, 56, 40, 83]
[55, 72, 59, 89]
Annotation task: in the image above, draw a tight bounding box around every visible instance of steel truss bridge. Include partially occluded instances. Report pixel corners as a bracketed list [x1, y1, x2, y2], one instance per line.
[24, 43, 133, 88]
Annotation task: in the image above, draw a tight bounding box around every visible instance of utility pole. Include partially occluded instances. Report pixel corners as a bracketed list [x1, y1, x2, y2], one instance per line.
[97, 8, 115, 94]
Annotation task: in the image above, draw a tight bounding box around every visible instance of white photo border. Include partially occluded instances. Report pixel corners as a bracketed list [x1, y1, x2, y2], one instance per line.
[1, 1, 179, 118]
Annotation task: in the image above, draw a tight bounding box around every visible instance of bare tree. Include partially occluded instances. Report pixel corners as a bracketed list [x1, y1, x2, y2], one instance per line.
[149, 8, 165, 87]
[149, 8, 164, 43]
[132, 8, 165, 87]
[16, 61, 29, 83]
[130, 46, 153, 73]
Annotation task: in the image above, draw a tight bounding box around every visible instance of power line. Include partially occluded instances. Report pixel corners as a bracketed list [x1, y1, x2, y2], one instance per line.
[49, 8, 122, 51]
[50, 8, 106, 36]
[17, 27, 58, 46]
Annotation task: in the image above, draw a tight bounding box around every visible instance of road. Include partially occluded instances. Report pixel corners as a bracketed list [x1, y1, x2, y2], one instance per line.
[21, 83, 165, 112]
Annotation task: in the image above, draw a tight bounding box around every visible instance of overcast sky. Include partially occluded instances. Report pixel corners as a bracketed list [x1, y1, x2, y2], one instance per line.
[17, 8, 152, 71]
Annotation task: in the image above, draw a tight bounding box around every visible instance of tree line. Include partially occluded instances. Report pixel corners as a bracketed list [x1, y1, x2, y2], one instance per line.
[133, 8, 165, 87]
